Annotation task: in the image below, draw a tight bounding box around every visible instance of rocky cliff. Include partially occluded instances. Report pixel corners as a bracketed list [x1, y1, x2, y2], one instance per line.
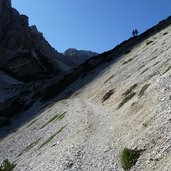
[0, 0, 75, 82]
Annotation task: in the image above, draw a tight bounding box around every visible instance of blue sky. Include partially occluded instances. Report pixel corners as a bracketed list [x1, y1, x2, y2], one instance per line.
[12, 0, 171, 53]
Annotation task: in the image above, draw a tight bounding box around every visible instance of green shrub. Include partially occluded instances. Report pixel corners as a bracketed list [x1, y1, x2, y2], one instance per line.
[122, 84, 137, 96]
[163, 66, 171, 74]
[39, 125, 67, 149]
[120, 148, 140, 171]
[146, 40, 153, 45]
[40, 112, 66, 129]
[102, 89, 115, 102]
[0, 159, 16, 171]
[104, 75, 114, 83]
[26, 119, 37, 128]
[122, 58, 134, 65]
[118, 92, 136, 109]
[124, 49, 131, 54]
[140, 68, 149, 75]
[163, 32, 168, 35]
[139, 84, 150, 97]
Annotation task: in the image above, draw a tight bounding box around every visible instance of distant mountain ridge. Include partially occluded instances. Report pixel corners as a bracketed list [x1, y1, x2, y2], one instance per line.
[64, 48, 98, 65]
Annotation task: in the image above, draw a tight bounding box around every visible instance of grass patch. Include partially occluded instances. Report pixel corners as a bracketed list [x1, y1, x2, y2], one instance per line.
[120, 148, 141, 171]
[24, 139, 40, 152]
[153, 61, 160, 66]
[148, 72, 158, 79]
[140, 68, 149, 75]
[0, 159, 16, 171]
[122, 84, 137, 96]
[39, 125, 67, 149]
[104, 75, 114, 83]
[138, 64, 145, 71]
[146, 40, 153, 45]
[102, 89, 115, 102]
[150, 56, 158, 61]
[26, 119, 37, 128]
[118, 92, 136, 109]
[139, 84, 150, 97]
[163, 32, 168, 35]
[163, 66, 171, 74]
[41, 112, 67, 129]
[122, 58, 134, 65]
[17, 139, 40, 157]
[124, 49, 131, 54]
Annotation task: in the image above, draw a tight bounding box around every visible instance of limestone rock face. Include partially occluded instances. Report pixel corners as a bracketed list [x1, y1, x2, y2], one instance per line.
[0, 1, 73, 82]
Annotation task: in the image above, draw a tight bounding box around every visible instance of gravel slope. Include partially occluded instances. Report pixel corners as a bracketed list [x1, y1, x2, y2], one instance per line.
[1, 26, 171, 171]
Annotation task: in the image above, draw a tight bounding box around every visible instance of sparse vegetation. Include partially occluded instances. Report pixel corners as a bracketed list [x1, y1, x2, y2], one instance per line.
[150, 56, 158, 61]
[40, 112, 66, 129]
[162, 41, 165, 46]
[102, 89, 115, 102]
[148, 72, 158, 79]
[26, 119, 37, 128]
[138, 64, 145, 71]
[124, 49, 131, 54]
[140, 68, 149, 75]
[25, 139, 40, 152]
[153, 61, 160, 66]
[17, 139, 40, 157]
[120, 148, 141, 171]
[104, 75, 114, 83]
[163, 66, 171, 74]
[122, 84, 137, 96]
[122, 58, 134, 65]
[146, 40, 153, 45]
[139, 84, 150, 97]
[118, 92, 136, 109]
[39, 125, 67, 149]
[163, 32, 168, 35]
[0, 159, 16, 171]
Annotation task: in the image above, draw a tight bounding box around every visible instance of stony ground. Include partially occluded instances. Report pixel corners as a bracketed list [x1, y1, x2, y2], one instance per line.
[1, 26, 171, 171]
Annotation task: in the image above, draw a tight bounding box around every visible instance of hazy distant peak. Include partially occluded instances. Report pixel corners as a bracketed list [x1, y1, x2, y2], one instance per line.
[64, 48, 98, 57]
[63, 48, 98, 65]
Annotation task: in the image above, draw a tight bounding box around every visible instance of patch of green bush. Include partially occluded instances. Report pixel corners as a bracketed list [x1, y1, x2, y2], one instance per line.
[0, 159, 16, 171]
[163, 66, 171, 74]
[39, 125, 67, 149]
[163, 32, 168, 35]
[104, 75, 114, 83]
[122, 58, 134, 65]
[146, 40, 153, 45]
[102, 89, 115, 102]
[124, 49, 131, 54]
[40, 112, 66, 129]
[139, 84, 150, 97]
[140, 68, 149, 75]
[120, 148, 140, 171]
[26, 119, 37, 128]
[118, 92, 136, 109]
[122, 84, 137, 96]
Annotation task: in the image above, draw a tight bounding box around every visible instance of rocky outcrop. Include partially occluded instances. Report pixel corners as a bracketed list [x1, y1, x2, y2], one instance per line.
[0, 0, 74, 82]
[64, 48, 98, 65]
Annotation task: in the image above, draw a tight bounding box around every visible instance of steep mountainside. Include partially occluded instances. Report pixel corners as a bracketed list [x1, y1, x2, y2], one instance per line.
[1, 13, 171, 171]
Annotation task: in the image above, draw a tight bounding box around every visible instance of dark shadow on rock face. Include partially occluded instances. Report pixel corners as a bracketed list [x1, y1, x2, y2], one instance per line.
[0, 6, 171, 139]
